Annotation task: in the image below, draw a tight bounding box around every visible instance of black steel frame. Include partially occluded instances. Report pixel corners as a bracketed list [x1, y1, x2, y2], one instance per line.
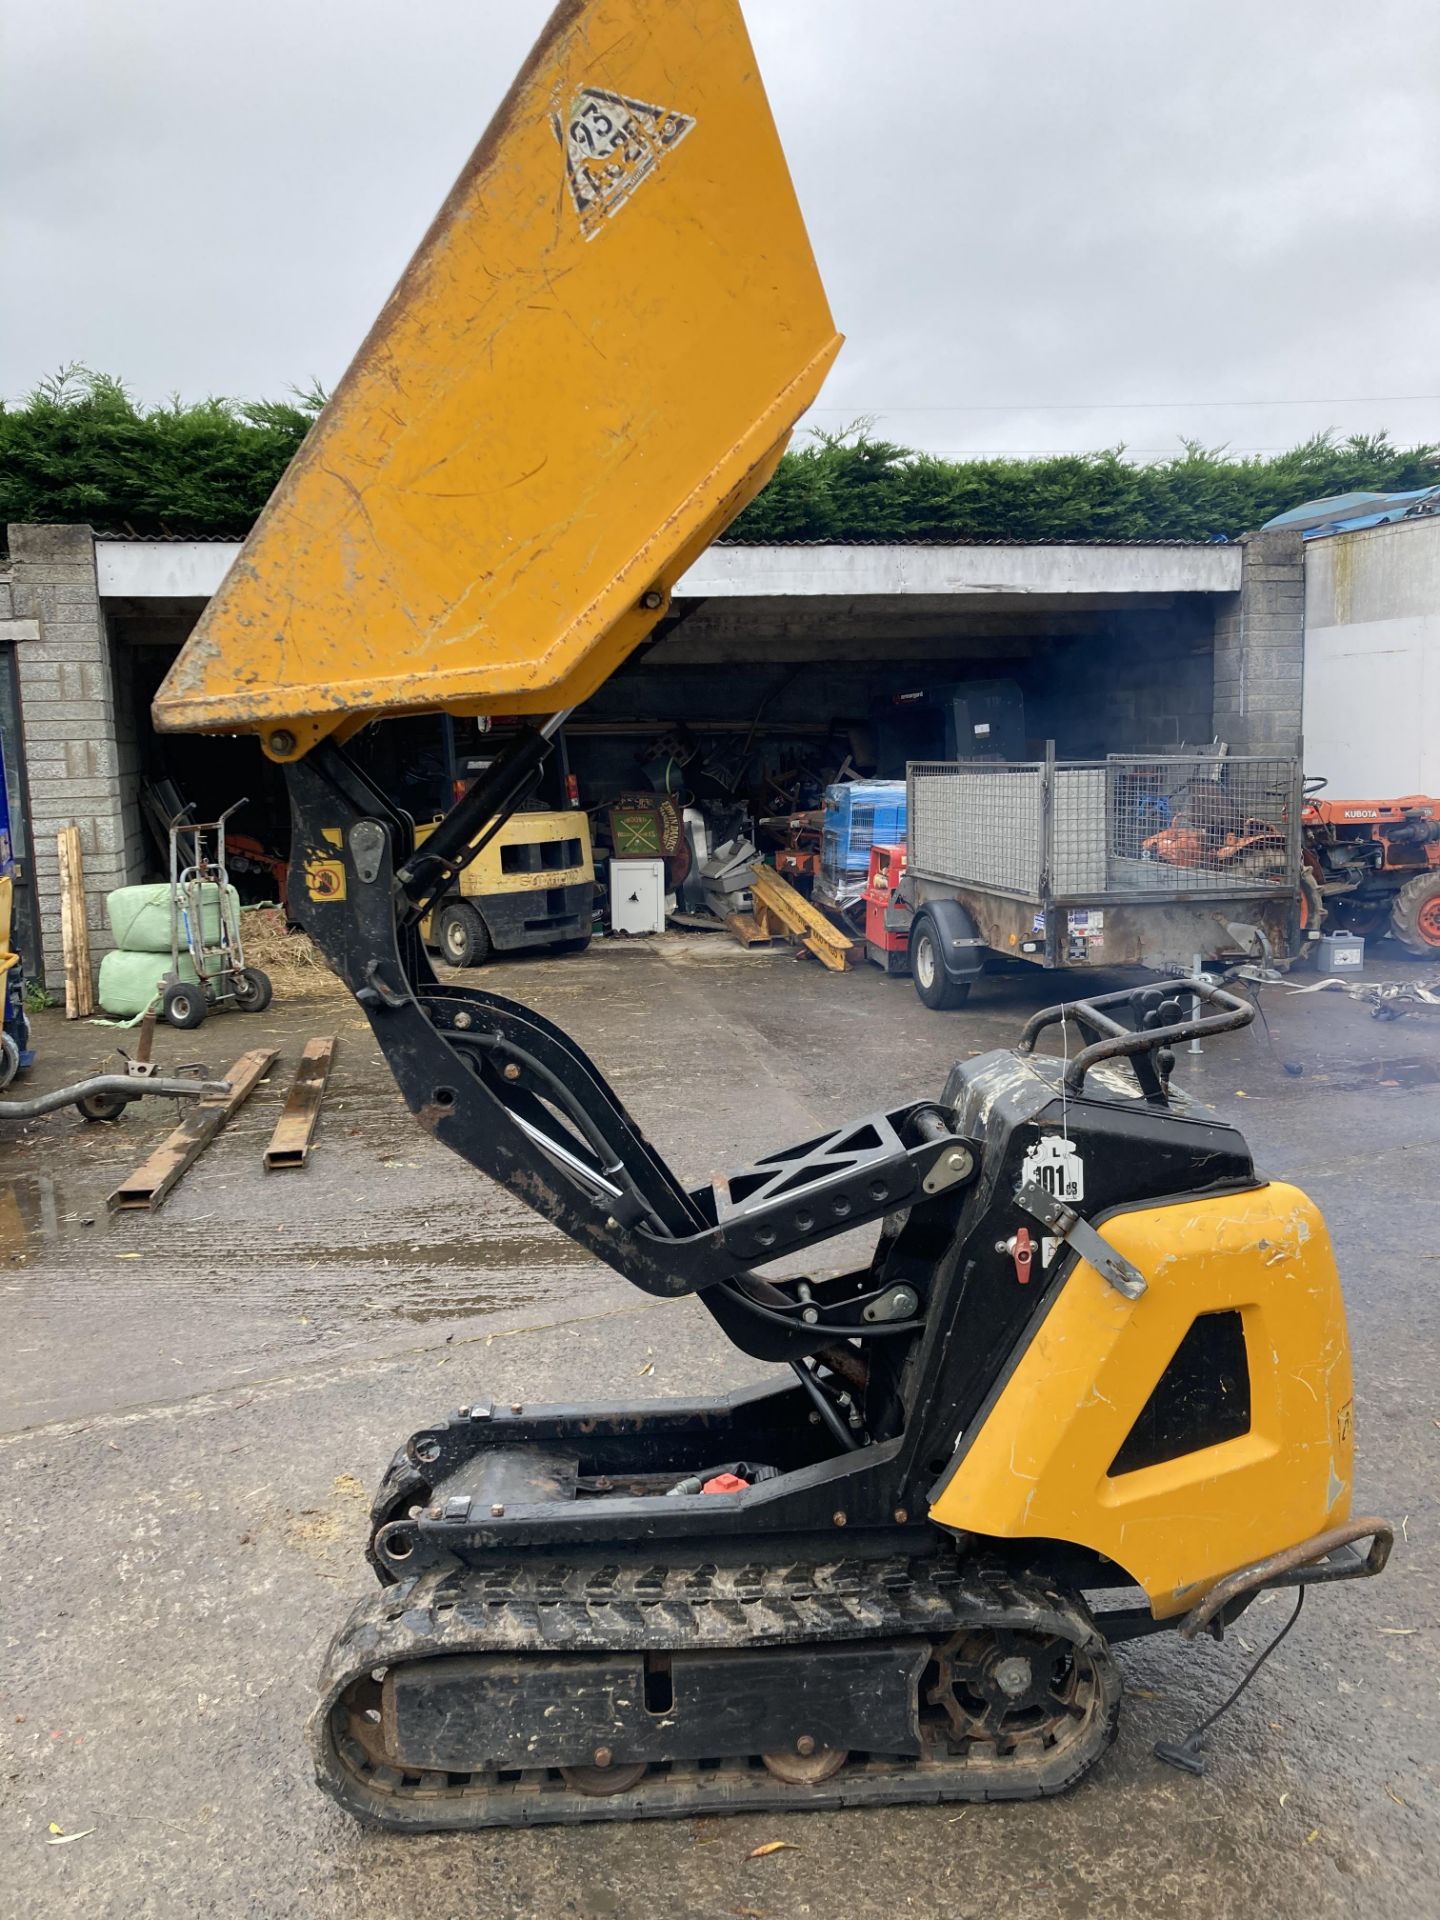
[287, 737, 976, 1327]
[285, 733, 1279, 1586]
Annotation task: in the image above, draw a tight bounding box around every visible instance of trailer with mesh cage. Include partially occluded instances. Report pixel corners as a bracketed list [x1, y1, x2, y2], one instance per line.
[901, 749, 1302, 1008]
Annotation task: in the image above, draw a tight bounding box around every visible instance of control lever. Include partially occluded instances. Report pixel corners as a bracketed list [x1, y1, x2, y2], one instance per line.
[1016, 1180, 1147, 1300]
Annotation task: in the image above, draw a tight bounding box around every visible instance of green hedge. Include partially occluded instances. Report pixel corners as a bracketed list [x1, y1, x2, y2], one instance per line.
[726, 426, 1440, 543]
[0, 368, 321, 544]
[2, 369, 1434, 547]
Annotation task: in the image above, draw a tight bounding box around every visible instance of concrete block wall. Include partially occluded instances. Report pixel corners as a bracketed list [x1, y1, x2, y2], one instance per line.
[1024, 602, 1216, 756]
[5, 523, 142, 989]
[1213, 530, 1305, 752]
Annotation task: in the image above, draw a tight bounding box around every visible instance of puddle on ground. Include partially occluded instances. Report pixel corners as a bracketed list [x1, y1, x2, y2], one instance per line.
[303, 1229, 598, 1323]
[311, 1231, 592, 1272]
[3, 1174, 600, 1324]
[0, 1173, 60, 1261]
[1311, 1056, 1440, 1092]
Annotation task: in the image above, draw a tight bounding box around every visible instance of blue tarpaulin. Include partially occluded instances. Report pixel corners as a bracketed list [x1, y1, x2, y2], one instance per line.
[1263, 485, 1440, 539]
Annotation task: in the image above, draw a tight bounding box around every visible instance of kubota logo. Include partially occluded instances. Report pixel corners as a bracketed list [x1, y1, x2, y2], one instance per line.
[556, 87, 694, 240]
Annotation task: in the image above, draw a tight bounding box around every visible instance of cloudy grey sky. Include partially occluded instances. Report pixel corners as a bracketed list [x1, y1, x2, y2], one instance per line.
[3, 0, 1439, 462]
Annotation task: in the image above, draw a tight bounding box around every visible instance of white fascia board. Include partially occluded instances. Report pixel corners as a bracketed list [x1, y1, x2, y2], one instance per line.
[95, 538, 1241, 603]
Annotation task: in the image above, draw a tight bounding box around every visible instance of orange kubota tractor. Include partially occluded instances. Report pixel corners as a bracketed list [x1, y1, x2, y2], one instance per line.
[1301, 783, 1440, 955]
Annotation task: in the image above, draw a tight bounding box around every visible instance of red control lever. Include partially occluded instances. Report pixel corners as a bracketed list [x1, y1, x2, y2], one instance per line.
[1011, 1225, 1034, 1284]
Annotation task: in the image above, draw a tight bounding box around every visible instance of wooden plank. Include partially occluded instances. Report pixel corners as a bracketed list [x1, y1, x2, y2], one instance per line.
[748, 865, 855, 972]
[107, 1047, 277, 1212]
[56, 826, 95, 1019]
[263, 1036, 336, 1170]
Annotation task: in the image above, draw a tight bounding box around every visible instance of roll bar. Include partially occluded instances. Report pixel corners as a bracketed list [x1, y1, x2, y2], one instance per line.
[1015, 978, 1254, 1103]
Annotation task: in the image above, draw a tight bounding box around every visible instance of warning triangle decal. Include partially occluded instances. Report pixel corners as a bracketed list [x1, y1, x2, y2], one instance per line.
[556, 88, 694, 239]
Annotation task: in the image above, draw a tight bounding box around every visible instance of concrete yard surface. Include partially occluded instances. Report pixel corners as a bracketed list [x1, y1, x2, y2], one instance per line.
[1, 936, 1436, 1919]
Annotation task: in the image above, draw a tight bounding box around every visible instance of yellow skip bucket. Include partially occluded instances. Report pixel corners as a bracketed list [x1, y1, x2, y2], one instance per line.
[155, 0, 841, 757]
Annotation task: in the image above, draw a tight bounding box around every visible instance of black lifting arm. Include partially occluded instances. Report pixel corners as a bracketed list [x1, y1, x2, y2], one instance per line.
[283, 738, 980, 1349]
[393, 712, 570, 925]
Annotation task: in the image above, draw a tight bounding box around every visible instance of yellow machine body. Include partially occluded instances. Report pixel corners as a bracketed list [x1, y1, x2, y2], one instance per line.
[153, 0, 841, 758]
[417, 811, 595, 904]
[931, 1182, 1355, 1617]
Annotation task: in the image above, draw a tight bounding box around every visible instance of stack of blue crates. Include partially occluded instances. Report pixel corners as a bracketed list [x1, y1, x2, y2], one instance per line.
[819, 780, 908, 905]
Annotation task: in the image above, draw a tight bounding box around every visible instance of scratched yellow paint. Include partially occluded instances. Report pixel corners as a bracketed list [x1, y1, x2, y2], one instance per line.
[153, 0, 841, 758]
[929, 1184, 1354, 1617]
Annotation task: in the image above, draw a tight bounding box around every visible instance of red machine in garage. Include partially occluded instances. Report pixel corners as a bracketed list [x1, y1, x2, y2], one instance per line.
[864, 842, 911, 973]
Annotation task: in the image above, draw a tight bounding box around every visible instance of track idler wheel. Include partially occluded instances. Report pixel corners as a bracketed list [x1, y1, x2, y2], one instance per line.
[560, 1759, 649, 1796]
[761, 1742, 848, 1785]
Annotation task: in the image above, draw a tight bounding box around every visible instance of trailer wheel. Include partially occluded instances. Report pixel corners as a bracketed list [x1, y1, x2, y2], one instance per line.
[1390, 872, 1440, 956]
[161, 981, 207, 1030]
[76, 1091, 128, 1123]
[0, 1031, 19, 1091]
[438, 901, 491, 968]
[910, 916, 971, 1011]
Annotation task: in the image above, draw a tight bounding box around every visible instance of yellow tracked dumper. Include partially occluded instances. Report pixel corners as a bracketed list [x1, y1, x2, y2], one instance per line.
[155, 0, 1390, 1830]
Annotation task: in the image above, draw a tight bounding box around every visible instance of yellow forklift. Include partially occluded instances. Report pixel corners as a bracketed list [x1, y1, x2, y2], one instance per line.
[416, 717, 595, 968]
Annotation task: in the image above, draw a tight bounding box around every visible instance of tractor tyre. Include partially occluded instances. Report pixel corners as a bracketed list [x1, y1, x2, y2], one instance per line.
[1329, 900, 1390, 941]
[1389, 872, 1440, 957]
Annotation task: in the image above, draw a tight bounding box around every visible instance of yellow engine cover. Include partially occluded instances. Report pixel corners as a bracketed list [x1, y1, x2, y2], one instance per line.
[153, 0, 840, 757]
[929, 1183, 1355, 1618]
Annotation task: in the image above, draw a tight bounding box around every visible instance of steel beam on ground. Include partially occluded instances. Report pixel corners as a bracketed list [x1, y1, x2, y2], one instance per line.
[107, 1046, 277, 1211]
[263, 1036, 336, 1171]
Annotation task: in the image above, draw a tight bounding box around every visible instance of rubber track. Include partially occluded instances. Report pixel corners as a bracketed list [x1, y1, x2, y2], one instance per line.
[311, 1554, 1123, 1830]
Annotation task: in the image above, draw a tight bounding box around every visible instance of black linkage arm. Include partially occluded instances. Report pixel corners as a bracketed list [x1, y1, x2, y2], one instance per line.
[393, 717, 566, 926]
[284, 741, 978, 1355]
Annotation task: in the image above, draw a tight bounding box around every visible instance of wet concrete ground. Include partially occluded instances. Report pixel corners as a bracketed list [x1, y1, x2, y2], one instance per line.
[1, 936, 1436, 1918]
